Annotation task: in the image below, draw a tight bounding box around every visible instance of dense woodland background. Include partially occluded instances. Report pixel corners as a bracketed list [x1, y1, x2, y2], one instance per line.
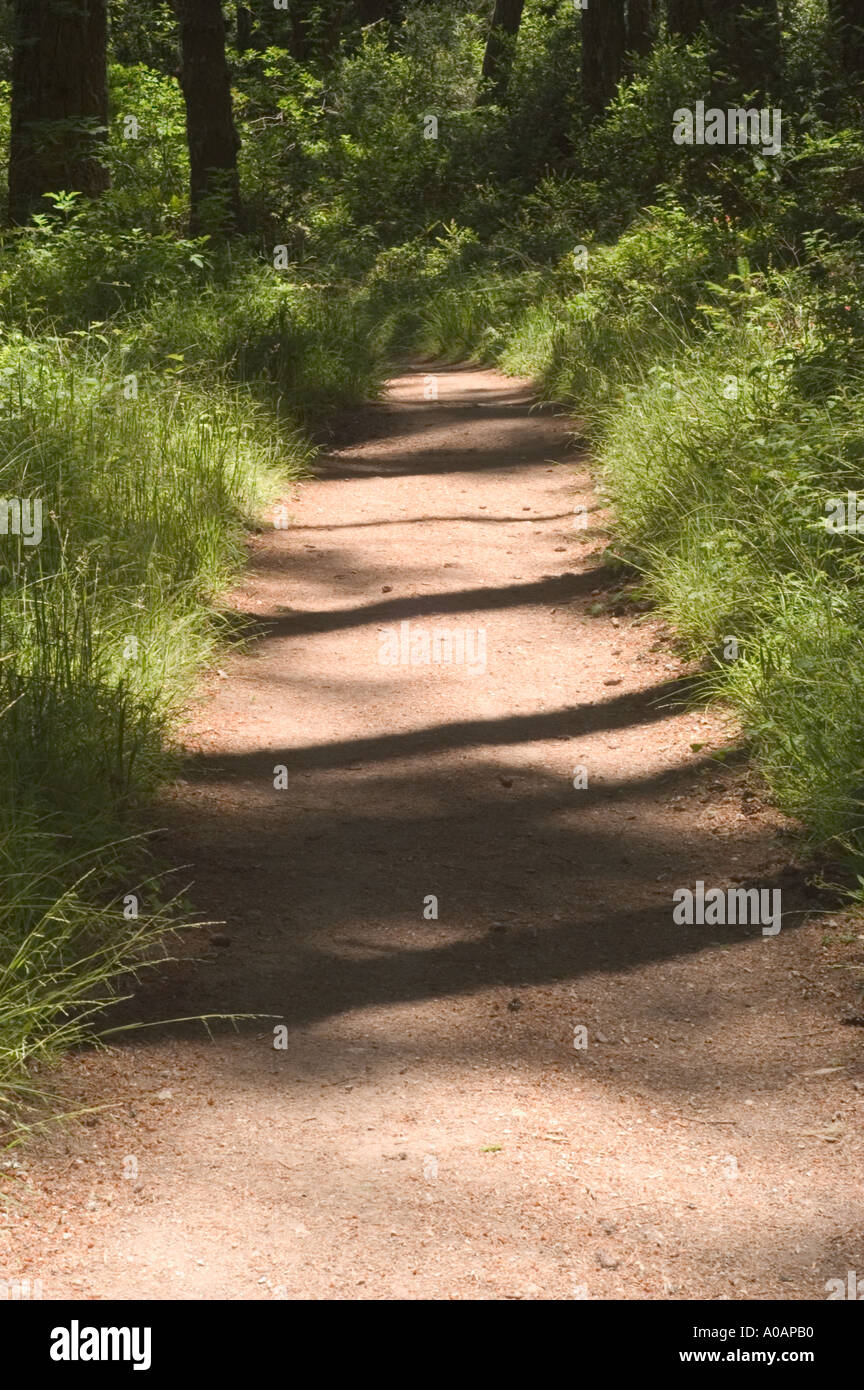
[1, 0, 864, 1125]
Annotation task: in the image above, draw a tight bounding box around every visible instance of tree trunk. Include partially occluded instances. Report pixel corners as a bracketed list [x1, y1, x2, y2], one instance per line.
[711, 0, 782, 98]
[236, 4, 252, 53]
[829, 0, 864, 83]
[357, 0, 402, 21]
[627, 0, 654, 58]
[581, 0, 626, 117]
[321, 2, 350, 63]
[174, 0, 241, 236]
[287, 6, 307, 63]
[478, 0, 525, 106]
[667, 0, 781, 97]
[9, 0, 109, 225]
[666, 0, 707, 40]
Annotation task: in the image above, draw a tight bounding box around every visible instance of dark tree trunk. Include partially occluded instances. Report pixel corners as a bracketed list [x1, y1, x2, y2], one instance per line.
[581, 0, 627, 117]
[236, 4, 252, 53]
[627, 0, 654, 57]
[287, 7, 307, 63]
[174, 0, 241, 236]
[668, 0, 781, 97]
[478, 0, 525, 106]
[321, 2, 350, 63]
[710, 0, 782, 98]
[666, 0, 707, 40]
[357, 0, 402, 20]
[9, 0, 109, 225]
[829, 0, 864, 83]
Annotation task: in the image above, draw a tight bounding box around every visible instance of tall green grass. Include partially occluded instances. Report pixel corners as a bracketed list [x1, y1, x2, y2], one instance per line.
[0, 330, 292, 824]
[127, 268, 385, 422]
[0, 298, 379, 1129]
[410, 207, 864, 868]
[0, 810, 183, 1134]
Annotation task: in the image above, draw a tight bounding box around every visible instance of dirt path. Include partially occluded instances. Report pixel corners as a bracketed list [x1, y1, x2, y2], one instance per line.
[3, 366, 863, 1301]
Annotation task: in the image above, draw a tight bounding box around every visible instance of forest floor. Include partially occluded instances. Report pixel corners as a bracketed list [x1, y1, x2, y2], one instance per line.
[2, 365, 863, 1300]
